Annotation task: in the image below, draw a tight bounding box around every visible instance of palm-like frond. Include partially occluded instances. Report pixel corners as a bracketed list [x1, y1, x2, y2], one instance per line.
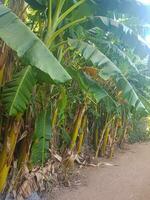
[0, 5, 71, 83]
[2, 66, 35, 116]
[87, 28, 139, 75]
[68, 39, 146, 111]
[68, 67, 117, 109]
[92, 16, 150, 57]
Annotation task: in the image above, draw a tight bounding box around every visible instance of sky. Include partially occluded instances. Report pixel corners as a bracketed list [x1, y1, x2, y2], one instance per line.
[145, 35, 150, 44]
[138, 0, 150, 4]
[137, 0, 150, 43]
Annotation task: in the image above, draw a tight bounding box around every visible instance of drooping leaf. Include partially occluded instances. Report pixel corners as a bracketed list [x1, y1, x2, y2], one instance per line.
[31, 108, 52, 165]
[138, 93, 150, 114]
[0, 5, 71, 84]
[87, 28, 139, 75]
[2, 66, 36, 116]
[92, 16, 150, 57]
[88, 28, 150, 93]
[69, 0, 97, 20]
[68, 67, 117, 109]
[68, 39, 146, 111]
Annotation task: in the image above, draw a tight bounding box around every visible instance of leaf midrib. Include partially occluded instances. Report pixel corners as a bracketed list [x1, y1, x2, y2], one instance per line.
[9, 66, 31, 115]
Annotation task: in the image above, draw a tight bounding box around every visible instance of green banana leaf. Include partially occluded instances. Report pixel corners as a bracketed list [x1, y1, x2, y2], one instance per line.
[0, 5, 71, 84]
[31, 108, 52, 165]
[68, 39, 146, 111]
[2, 66, 36, 116]
[88, 27, 150, 93]
[87, 28, 139, 75]
[92, 16, 150, 57]
[68, 67, 117, 110]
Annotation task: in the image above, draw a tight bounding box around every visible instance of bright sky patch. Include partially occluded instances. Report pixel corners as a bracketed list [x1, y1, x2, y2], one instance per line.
[138, 0, 150, 4]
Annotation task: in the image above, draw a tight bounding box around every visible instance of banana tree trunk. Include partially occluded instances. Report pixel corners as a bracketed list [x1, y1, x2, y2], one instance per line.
[77, 115, 87, 154]
[101, 125, 111, 157]
[69, 104, 86, 151]
[0, 117, 21, 192]
[109, 120, 119, 158]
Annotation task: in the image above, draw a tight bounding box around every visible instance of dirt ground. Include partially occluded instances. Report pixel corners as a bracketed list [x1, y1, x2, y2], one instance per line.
[53, 142, 150, 200]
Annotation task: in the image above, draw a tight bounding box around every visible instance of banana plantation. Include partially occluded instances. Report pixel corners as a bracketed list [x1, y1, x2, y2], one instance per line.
[0, 0, 150, 199]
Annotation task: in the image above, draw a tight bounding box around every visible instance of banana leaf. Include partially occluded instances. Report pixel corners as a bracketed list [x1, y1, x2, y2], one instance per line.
[0, 5, 71, 84]
[68, 67, 117, 110]
[31, 108, 52, 165]
[2, 66, 36, 116]
[68, 39, 146, 112]
[92, 16, 150, 57]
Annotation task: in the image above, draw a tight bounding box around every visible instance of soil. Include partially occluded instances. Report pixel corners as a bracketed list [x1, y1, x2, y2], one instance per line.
[52, 142, 150, 200]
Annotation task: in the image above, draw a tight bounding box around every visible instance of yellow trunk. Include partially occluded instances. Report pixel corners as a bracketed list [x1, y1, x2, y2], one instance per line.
[109, 121, 118, 158]
[0, 119, 21, 192]
[95, 117, 114, 158]
[0, 66, 4, 85]
[101, 126, 110, 157]
[52, 107, 58, 129]
[77, 115, 87, 154]
[94, 125, 99, 150]
[69, 104, 86, 151]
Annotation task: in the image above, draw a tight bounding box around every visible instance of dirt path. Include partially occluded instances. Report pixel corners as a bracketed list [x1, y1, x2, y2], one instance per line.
[54, 143, 150, 200]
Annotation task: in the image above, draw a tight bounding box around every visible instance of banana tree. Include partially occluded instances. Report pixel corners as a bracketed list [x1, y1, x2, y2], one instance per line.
[0, 2, 71, 191]
[0, 0, 150, 196]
